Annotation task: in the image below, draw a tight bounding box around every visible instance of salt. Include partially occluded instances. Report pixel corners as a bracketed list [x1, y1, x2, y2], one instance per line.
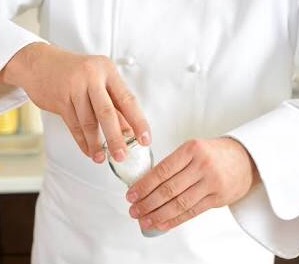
[106, 137, 166, 237]
[108, 140, 153, 187]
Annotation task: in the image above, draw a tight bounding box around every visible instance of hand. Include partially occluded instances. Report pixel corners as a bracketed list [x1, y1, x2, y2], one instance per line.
[0, 43, 151, 162]
[126, 138, 261, 232]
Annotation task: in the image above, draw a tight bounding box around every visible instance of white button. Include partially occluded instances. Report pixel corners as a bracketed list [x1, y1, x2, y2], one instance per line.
[119, 57, 136, 66]
[188, 63, 201, 73]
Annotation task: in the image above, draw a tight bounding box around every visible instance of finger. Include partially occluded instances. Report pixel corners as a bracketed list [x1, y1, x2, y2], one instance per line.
[155, 195, 217, 231]
[137, 180, 209, 230]
[62, 102, 89, 157]
[126, 142, 193, 203]
[117, 110, 134, 137]
[107, 69, 151, 146]
[88, 81, 127, 162]
[129, 160, 202, 218]
[71, 90, 105, 163]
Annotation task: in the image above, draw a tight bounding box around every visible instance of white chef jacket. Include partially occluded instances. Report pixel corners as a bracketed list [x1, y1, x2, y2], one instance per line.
[1, 0, 299, 263]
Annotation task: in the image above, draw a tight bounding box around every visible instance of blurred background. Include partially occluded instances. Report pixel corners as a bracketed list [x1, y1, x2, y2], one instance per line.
[0, 8, 43, 264]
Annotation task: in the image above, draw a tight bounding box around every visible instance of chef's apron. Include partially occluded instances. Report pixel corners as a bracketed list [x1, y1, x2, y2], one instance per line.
[29, 107, 274, 264]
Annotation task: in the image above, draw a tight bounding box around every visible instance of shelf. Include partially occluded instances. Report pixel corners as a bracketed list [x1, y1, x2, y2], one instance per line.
[0, 134, 42, 156]
[0, 135, 44, 194]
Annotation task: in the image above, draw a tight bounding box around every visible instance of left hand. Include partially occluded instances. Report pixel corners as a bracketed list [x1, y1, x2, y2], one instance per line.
[126, 138, 261, 232]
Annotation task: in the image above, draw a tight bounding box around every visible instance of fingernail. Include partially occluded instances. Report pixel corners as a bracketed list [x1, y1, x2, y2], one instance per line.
[129, 206, 140, 218]
[113, 149, 126, 162]
[122, 129, 134, 137]
[139, 131, 151, 146]
[141, 218, 152, 229]
[126, 191, 138, 203]
[93, 151, 106, 163]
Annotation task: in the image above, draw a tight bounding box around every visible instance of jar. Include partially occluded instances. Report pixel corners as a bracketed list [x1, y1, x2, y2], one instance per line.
[106, 137, 165, 237]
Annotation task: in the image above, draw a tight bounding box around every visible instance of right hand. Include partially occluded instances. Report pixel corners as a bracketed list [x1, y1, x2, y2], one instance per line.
[0, 43, 151, 163]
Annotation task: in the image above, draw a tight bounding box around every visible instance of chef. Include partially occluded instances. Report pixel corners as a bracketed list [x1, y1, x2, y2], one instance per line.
[1, 1, 299, 264]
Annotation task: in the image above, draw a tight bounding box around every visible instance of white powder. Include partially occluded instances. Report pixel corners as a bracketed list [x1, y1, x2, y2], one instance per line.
[108, 141, 166, 237]
[108, 143, 153, 187]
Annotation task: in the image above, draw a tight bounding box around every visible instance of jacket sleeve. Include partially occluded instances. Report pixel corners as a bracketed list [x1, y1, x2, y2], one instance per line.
[0, 1, 46, 114]
[227, 100, 299, 259]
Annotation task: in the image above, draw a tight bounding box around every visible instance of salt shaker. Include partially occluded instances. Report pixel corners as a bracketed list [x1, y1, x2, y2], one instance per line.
[105, 137, 165, 237]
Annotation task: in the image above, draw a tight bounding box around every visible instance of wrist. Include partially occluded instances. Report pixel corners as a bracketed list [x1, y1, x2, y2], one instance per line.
[220, 137, 261, 189]
[229, 137, 261, 188]
[1, 42, 49, 87]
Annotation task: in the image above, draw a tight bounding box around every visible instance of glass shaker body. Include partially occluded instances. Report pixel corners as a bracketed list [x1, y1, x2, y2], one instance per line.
[107, 137, 153, 187]
[106, 137, 165, 237]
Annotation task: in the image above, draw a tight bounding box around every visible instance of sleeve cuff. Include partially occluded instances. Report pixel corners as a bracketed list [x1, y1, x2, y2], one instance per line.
[226, 99, 299, 258]
[0, 18, 47, 70]
[229, 184, 299, 259]
[0, 18, 48, 113]
[0, 85, 28, 114]
[227, 100, 299, 220]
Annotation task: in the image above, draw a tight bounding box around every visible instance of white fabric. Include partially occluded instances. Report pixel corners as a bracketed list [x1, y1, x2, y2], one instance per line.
[227, 100, 299, 258]
[0, 17, 46, 112]
[229, 101, 299, 221]
[1, 0, 299, 263]
[0, 84, 27, 114]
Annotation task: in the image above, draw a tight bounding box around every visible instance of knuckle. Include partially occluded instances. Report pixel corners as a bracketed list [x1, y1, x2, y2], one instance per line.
[170, 214, 186, 227]
[152, 212, 164, 224]
[106, 136, 124, 149]
[118, 92, 137, 106]
[196, 196, 216, 214]
[134, 118, 149, 135]
[97, 105, 116, 120]
[175, 196, 189, 212]
[202, 154, 214, 171]
[187, 139, 204, 153]
[155, 161, 171, 182]
[133, 182, 149, 199]
[81, 57, 98, 74]
[187, 207, 198, 218]
[81, 55, 113, 78]
[81, 122, 98, 133]
[135, 203, 146, 216]
[158, 182, 175, 199]
[135, 183, 145, 195]
[96, 55, 116, 72]
[69, 123, 82, 134]
[170, 216, 182, 227]
[121, 127, 134, 137]
[97, 55, 112, 65]
[70, 92, 80, 104]
[142, 209, 162, 224]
